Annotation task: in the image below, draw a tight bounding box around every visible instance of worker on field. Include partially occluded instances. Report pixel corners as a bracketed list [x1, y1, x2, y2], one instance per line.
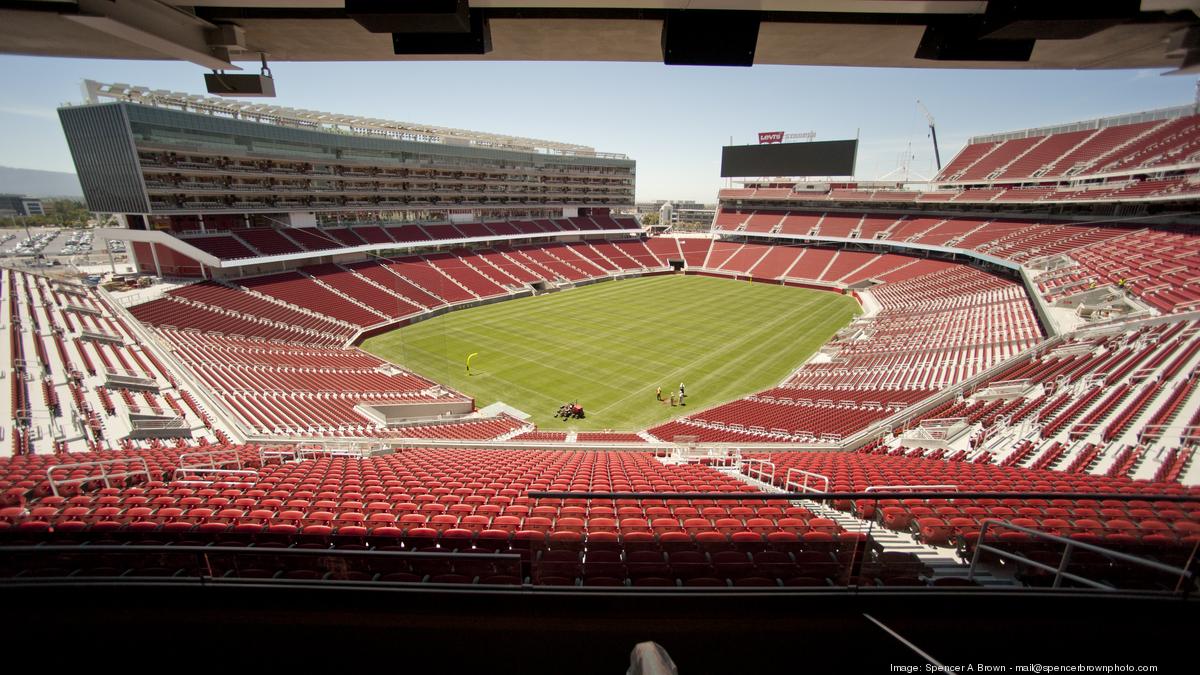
[669, 392, 676, 406]
[656, 386, 662, 401]
[679, 382, 686, 405]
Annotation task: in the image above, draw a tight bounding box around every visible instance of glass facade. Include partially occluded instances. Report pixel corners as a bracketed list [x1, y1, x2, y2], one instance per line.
[59, 102, 635, 216]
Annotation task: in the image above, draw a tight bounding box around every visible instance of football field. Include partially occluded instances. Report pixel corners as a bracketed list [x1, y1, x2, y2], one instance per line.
[360, 274, 860, 431]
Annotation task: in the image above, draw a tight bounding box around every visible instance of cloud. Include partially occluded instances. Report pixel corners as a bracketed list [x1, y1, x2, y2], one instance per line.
[1129, 69, 1163, 82]
[0, 105, 57, 121]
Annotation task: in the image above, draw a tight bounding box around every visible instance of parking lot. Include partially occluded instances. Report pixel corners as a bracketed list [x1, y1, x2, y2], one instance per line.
[2, 226, 127, 273]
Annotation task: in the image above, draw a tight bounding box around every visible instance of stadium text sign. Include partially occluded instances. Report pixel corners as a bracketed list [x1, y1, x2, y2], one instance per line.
[758, 131, 817, 144]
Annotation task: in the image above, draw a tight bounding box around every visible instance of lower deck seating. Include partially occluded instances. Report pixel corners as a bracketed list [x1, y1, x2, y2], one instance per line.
[747, 451, 1200, 564]
[654, 257, 1043, 442]
[1034, 228, 1200, 313]
[2, 447, 1195, 589]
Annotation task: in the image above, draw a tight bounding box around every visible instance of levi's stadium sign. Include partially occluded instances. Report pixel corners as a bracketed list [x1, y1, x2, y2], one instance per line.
[758, 131, 817, 144]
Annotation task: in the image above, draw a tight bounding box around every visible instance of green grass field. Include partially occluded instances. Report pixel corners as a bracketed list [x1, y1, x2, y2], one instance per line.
[360, 275, 860, 431]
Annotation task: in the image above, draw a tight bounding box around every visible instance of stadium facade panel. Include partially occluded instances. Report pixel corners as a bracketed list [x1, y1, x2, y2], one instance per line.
[59, 100, 635, 217]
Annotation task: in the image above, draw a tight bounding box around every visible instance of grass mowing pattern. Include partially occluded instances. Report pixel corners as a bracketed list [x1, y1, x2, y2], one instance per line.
[361, 275, 860, 431]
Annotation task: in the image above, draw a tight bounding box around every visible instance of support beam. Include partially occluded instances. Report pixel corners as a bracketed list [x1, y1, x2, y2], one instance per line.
[64, 0, 239, 71]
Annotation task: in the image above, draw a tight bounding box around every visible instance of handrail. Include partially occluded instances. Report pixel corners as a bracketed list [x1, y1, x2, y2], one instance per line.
[294, 442, 380, 460]
[739, 458, 775, 485]
[172, 467, 259, 483]
[967, 519, 1194, 591]
[784, 468, 830, 494]
[0, 544, 526, 587]
[865, 484, 959, 493]
[529, 490, 1200, 503]
[45, 457, 151, 498]
[1140, 423, 1200, 441]
[179, 448, 244, 471]
[0, 544, 521, 561]
[259, 447, 297, 464]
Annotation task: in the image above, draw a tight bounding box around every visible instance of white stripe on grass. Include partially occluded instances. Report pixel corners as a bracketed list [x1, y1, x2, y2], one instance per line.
[362, 275, 858, 430]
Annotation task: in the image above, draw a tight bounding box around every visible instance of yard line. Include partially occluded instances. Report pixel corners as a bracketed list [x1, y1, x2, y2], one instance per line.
[363, 275, 857, 429]
[590, 291, 836, 415]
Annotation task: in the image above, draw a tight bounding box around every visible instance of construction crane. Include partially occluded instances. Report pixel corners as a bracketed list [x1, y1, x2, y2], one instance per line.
[917, 99, 942, 172]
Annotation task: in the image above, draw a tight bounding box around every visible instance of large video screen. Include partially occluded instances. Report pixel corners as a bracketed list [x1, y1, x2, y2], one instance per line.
[720, 139, 858, 177]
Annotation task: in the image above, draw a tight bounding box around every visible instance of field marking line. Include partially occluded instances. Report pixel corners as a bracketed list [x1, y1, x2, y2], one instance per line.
[365, 276, 857, 428]
[590, 291, 836, 416]
[391, 277, 793, 379]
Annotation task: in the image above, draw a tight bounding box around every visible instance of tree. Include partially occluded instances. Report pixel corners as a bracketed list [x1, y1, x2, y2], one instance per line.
[43, 199, 91, 226]
[1, 199, 91, 229]
[641, 212, 660, 226]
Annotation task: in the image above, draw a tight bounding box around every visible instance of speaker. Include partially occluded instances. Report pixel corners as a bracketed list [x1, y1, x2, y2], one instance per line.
[915, 20, 1035, 62]
[392, 8, 492, 54]
[347, 0, 471, 34]
[661, 10, 760, 67]
[980, 1, 1139, 40]
[204, 73, 276, 97]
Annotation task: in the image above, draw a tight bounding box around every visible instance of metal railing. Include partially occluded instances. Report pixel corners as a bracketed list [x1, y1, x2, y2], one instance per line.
[739, 458, 775, 485]
[784, 468, 830, 494]
[967, 519, 1194, 592]
[45, 457, 152, 497]
[0, 544, 522, 585]
[171, 467, 259, 484]
[527, 490, 1199, 504]
[178, 447, 247, 472]
[865, 484, 959, 494]
[2, 491, 1199, 597]
[294, 442, 383, 460]
[258, 447, 297, 465]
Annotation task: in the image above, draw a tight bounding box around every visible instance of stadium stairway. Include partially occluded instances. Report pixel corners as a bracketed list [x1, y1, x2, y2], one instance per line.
[384, 266, 450, 307]
[222, 278, 360, 336]
[492, 422, 536, 441]
[458, 255, 517, 292]
[297, 268, 390, 325]
[718, 457, 1013, 586]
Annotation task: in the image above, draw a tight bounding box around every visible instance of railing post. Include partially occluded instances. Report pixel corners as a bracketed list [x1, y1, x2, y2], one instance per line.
[1053, 543, 1075, 589]
[850, 497, 877, 587]
[1175, 538, 1199, 597]
[968, 521, 990, 581]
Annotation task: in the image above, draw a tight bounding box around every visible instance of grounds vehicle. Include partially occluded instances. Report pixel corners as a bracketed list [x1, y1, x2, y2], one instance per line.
[556, 402, 585, 420]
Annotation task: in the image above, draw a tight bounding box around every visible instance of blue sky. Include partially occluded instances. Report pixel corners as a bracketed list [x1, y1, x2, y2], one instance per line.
[0, 55, 1194, 202]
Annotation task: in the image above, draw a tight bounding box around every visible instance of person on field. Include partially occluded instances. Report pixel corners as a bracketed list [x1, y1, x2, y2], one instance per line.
[656, 386, 662, 401]
[669, 392, 676, 406]
[679, 383, 686, 404]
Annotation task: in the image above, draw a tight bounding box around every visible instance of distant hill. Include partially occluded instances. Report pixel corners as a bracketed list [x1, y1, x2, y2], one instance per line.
[0, 166, 83, 198]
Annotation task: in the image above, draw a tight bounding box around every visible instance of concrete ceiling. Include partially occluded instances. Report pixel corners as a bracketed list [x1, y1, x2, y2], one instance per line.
[0, 1, 1197, 71]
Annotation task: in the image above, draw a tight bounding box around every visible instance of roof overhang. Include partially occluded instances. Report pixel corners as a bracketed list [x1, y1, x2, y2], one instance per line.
[2, 1, 1198, 71]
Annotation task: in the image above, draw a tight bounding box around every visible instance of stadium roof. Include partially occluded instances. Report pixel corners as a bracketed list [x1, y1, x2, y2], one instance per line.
[3, 1, 1200, 71]
[80, 79, 620, 156]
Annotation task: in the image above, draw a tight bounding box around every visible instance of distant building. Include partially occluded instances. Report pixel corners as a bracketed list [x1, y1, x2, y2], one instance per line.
[0, 194, 44, 217]
[637, 200, 715, 228]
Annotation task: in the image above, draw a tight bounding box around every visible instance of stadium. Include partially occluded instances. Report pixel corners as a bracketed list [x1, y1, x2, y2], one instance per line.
[2, 2, 1200, 671]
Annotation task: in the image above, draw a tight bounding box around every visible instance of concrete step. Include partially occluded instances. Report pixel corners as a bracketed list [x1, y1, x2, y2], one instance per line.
[724, 467, 1015, 587]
